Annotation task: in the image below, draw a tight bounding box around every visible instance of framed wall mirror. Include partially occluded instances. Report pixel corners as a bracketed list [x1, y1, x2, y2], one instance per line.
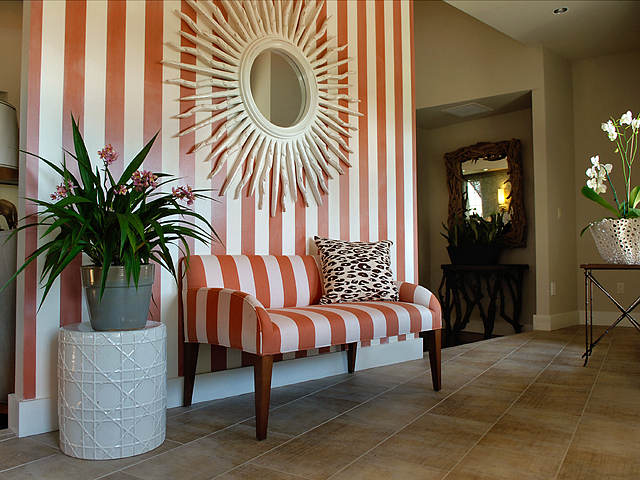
[445, 139, 526, 247]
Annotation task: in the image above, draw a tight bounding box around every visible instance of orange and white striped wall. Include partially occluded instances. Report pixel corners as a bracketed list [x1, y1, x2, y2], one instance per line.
[10, 0, 418, 437]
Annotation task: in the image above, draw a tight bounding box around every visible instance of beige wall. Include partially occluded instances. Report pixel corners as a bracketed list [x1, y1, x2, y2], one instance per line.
[573, 50, 640, 313]
[417, 108, 536, 333]
[0, 0, 22, 112]
[414, 0, 578, 325]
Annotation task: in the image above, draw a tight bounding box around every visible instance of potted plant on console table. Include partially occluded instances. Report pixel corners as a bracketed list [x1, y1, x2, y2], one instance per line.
[581, 110, 640, 264]
[4, 115, 217, 330]
[442, 212, 507, 265]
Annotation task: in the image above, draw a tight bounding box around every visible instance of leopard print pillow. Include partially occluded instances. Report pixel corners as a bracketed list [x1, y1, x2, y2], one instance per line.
[314, 236, 399, 304]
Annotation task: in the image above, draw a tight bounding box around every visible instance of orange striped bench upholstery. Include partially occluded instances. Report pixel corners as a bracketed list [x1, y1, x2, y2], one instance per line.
[179, 254, 442, 440]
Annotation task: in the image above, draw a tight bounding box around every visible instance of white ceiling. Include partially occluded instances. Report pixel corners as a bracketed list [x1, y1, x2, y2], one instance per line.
[445, 1, 640, 60]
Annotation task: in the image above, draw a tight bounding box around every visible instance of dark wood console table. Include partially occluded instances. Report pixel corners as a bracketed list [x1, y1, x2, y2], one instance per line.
[581, 264, 640, 366]
[438, 264, 529, 346]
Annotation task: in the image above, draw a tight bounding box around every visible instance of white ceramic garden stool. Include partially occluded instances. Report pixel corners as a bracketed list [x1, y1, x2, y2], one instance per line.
[57, 321, 166, 460]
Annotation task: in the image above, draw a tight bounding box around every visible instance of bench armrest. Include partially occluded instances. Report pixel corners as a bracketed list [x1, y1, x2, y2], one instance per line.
[182, 287, 276, 355]
[395, 281, 442, 329]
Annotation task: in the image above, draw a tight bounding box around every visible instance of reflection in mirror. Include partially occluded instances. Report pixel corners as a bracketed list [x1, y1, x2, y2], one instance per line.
[461, 157, 511, 220]
[249, 49, 305, 128]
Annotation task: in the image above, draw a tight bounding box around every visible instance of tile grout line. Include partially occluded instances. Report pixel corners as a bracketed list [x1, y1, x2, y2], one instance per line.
[93, 340, 488, 480]
[0, 453, 58, 474]
[324, 336, 539, 480]
[551, 333, 614, 480]
[440, 332, 581, 480]
[208, 337, 504, 480]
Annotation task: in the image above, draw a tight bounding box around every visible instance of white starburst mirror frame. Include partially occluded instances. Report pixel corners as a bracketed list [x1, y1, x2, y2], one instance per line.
[163, 0, 362, 216]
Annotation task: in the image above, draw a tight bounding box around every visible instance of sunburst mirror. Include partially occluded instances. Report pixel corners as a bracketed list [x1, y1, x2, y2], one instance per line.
[163, 0, 361, 215]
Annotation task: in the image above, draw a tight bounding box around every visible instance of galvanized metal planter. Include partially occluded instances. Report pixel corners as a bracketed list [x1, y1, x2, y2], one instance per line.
[81, 264, 155, 331]
[590, 218, 640, 265]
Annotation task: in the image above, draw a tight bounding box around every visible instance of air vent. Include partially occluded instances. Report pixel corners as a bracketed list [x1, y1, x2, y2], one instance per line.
[441, 102, 493, 118]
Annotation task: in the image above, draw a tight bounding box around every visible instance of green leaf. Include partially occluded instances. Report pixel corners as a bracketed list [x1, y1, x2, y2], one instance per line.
[630, 186, 640, 209]
[117, 131, 159, 186]
[581, 186, 620, 217]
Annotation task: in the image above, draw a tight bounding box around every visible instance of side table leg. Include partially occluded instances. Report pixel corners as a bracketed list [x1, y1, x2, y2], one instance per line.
[584, 271, 589, 366]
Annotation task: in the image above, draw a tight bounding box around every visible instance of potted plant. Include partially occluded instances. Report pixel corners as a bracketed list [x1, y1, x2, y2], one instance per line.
[3, 116, 217, 330]
[442, 212, 507, 265]
[581, 110, 640, 264]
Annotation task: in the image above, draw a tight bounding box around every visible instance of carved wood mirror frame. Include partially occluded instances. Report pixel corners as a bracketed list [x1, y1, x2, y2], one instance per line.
[444, 139, 526, 247]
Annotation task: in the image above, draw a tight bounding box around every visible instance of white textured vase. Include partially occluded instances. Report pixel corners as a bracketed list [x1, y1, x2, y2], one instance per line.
[58, 321, 166, 460]
[590, 218, 640, 264]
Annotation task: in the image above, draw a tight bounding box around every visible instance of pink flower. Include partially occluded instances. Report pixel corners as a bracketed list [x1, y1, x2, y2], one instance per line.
[115, 185, 127, 195]
[131, 170, 158, 192]
[98, 144, 118, 167]
[172, 185, 195, 206]
[50, 179, 75, 201]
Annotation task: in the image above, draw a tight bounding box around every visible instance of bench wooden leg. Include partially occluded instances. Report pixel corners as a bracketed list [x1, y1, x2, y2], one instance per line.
[346, 342, 357, 373]
[183, 342, 199, 407]
[425, 329, 442, 391]
[254, 355, 274, 441]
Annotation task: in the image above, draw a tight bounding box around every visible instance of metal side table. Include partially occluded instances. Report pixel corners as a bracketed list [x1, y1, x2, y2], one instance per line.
[581, 264, 640, 366]
[58, 321, 166, 459]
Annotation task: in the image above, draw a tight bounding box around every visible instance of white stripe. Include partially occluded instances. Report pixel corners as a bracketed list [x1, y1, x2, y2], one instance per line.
[360, 301, 410, 336]
[285, 308, 333, 348]
[269, 313, 299, 353]
[241, 300, 257, 353]
[401, 1, 414, 282]
[123, 0, 145, 163]
[326, 0, 340, 240]
[281, 200, 295, 254]
[262, 256, 284, 307]
[216, 289, 232, 347]
[341, 303, 387, 338]
[227, 186, 242, 255]
[384, 0, 397, 277]
[233, 255, 256, 296]
[366, 0, 378, 242]
[305, 197, 318, 253]
[289, 255, 310, 306]
[200, 255, 223, 287]
[309, 306, 361, 344]
[36, 0, 65, 399]
[255, 194, 269, 254]
[347, 0, 359, 241]
[195, 288, 208, 342]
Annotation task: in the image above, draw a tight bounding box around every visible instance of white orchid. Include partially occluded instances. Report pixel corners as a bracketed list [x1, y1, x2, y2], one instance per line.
[632, 117, 640, 132]
[601, 120, 618, 141]
[585, 155, 612, 194]
[620, 110, 633, 126]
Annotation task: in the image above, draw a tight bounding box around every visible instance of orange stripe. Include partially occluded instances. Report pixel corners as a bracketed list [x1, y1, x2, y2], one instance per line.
[248, 256, 271, 307]
[316, 0, 329, 239]
[218, 256, 241, 290]
[266, 319, 282, 355]
[177, 258, 185, 375]
[410, 0, 418, 282]
[398, 282, 416, 302]
[186, 289, 198, 342]
[23, 0, 43, 400]
[374, 0, 388, 242]
[292, 306, 347, 345]
[429, 294, 442, 329]
[301, 256, 322, 305]
[228, 291, 245, 349]
[105, 0, 126, 178]
[393, 0, 406, 281]
[338, 0, 349, 240]
[276, 257, 297, 307]
[357, 0, 369, 241]
[362, 302, 400, 337]
[274, 311, 316, 351]
[392, 302, 423, 333]
[241, 195, 255, 254]
[185, 255, 207, 289]
[269, 211, 282, 255]
[60, 0, 86, 327]
[323, 304, 375, 342]
[205, 289, 221, 345]
[144, 0, 163, 323]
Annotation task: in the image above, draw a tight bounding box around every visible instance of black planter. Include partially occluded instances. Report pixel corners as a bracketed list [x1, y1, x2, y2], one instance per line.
[447, 245, 502, 265]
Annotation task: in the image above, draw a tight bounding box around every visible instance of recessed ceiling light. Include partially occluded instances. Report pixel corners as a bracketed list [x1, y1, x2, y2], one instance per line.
[553, 7, 568, 14]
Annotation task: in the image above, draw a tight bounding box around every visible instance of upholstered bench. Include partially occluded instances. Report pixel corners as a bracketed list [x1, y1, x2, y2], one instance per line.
[179, 255, 442, 440]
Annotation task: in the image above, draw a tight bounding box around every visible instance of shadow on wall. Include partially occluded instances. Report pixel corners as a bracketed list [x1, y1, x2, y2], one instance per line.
[416, 91, 536, 337]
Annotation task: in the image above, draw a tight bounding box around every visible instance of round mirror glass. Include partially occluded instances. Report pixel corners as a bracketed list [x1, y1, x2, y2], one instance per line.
[249, 49, 306, 128]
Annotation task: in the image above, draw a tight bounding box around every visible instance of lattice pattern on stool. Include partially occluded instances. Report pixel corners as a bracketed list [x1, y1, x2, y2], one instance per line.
[57, 322, 166, 460]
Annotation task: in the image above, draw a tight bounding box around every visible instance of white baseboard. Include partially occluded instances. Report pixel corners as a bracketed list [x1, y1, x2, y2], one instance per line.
[10, 339, 423, 437]
[533, 311, 579, 331]
[8, 394, 57, 438]
[578, 310, 638, 327]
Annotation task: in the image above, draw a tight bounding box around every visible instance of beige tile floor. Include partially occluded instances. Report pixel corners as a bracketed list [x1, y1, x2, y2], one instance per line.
[1, 325, 638, 479]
